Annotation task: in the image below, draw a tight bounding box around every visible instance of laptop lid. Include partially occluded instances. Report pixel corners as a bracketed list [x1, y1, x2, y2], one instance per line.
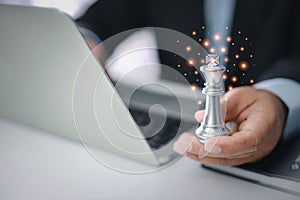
[0, 4, 160, 167]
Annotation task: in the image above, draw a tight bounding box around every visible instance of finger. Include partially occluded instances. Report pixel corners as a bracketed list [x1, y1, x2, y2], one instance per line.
[224, 86, 257, 121]
[185, 152, 258, 166]
[194, 110, 205, 123]
[173, 132, 255, 159]
[173, 133, 198, 155]
[173, 132, 204, 155]
[203, 130, 258, 158]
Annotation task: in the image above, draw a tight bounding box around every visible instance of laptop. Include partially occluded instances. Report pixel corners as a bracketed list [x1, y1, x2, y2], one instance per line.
[0, 4, 204, 167]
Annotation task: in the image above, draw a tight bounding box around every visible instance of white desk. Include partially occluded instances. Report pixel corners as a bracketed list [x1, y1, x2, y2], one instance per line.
[0, 119, 298, 200]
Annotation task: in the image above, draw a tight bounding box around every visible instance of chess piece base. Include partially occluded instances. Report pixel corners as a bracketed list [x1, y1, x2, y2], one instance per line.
[195, 125, 230, 144]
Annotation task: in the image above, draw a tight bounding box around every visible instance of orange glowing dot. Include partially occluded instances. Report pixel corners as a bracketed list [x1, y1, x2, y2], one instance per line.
[232, 42, 235, 46]
[197, 52, 201, 56]
[188, 59, 195, 66]
[194, 70, 199, 75]
[240, 47, 245, 51]
[192, 31, 197, 36]
[210, 48, 216, 53]
[186, 46, 192, 52]
[233, 63, 236, 67]
[238, 31, 241, 34]
[224, 57, 229, 62]
[200, 59, 205, 64]
[177, 64, 181, 68]
[228, 85, 234, 91]
[203, 40, 210, 47]
[231, 76, 238, 83]
[235, 54, 240, 59]
[226, 69, 230, 72]
[213, 34, 221, 41]
[197, 100, 203, 105]
[250, 79, 255, 84]
[191, 84, 198, 91]
[239, 61, 249, 71]
[226, 36, 232, 42]
[220, 47, 227, 53]
[222, 74, 228, 80]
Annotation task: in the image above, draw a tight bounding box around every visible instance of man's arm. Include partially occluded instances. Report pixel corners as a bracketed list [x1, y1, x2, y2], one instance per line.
[254, 78, 300, 139]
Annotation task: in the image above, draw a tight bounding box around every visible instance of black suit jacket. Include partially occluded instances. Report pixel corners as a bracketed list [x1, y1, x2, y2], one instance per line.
[78, 0, 300, 87]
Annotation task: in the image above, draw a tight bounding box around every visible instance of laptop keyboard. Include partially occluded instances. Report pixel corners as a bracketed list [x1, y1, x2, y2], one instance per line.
[129, 108, 194, 149]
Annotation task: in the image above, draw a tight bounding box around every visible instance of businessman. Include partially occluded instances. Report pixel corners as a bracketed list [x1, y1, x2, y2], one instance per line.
[78, 0, 300, 165]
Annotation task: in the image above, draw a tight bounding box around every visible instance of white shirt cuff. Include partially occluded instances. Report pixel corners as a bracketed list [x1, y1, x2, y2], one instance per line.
[254, 78, 300, 140]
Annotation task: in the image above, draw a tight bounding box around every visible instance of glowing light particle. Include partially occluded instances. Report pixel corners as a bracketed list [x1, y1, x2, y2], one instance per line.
[239, 61, 249, 71]
[203, 40, 210, 47]
[188, 59, 195, 66]
[210, 48, 216, 53]
[238, 31, 241, 34]
[194, 70, 199, 75]
[231, 76, 238, 83]
[226, 36, 232, 42]
[224, 57, 229, 63]
[250, 79, 255, 84]
[222, 74, 228, 80]
[240, 46, 245, 51]
[184, 73, 187, 76]
[232, 42, 235, 46]
[200, 59, 205, 64]
[186, 46, 192, 52]
[201, 26, 205, 30]
[197, 100, 203, 105]
[235, 54, 240, 59]
[177, 64, 181, 68]
[176, 40, 180, 43]
[245, 37, 249, 41]
[220, 47, 227, 53]
[228, 85, 234, 91]
[250, 54, 253, 58]
[192, 31, 197, 36]
[191, 84, 198, 91]
[213, 34, 221, 41]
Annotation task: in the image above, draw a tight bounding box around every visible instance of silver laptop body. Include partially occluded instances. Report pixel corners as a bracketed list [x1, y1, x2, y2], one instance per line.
[0, 4, 201, 166]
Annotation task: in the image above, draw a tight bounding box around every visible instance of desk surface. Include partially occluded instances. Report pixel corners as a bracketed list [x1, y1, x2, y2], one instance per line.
[0, 119, 298, 200]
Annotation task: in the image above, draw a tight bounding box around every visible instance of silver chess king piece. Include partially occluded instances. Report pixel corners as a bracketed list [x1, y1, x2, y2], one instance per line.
[195, 54, 230, 143]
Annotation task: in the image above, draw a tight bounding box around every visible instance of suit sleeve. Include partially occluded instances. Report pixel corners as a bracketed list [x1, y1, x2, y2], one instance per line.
[258, 0, 300, 83]
[77, 0, 145, 41]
